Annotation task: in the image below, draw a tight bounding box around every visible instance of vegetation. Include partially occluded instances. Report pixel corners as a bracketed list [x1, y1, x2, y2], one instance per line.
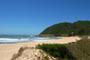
[40, 20, 90, 36]
[36, 37, 90, 60]
[36, 44, 75, 60]
[67, 37, 90, 60]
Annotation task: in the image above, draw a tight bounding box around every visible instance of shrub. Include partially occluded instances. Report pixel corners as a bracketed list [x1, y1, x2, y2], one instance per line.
[36, 44, 75, 60]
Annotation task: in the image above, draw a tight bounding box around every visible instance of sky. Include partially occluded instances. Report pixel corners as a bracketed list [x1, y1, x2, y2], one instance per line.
[0, 0, 90, 35]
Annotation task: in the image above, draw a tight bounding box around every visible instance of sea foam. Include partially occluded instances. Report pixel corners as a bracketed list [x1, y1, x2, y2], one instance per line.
[0, 37, 60, 44]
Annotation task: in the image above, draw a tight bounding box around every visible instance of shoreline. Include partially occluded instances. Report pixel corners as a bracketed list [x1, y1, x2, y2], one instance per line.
[0, 37, 61, 44]
[0, 36, 81, 60]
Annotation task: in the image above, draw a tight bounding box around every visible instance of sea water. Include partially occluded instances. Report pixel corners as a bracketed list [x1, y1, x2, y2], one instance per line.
[0, 35, 60, 44]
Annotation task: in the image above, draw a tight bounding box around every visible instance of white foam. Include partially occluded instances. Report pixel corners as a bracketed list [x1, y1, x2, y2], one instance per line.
[33, 40, 49, 42]
[0, 37, 61, 43]
[0, 38, 29, 42]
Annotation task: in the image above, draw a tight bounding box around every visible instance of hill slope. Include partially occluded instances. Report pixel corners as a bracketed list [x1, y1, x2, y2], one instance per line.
[40, 20, 90, 36]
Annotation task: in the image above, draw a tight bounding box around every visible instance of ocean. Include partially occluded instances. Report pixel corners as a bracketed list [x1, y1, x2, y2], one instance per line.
[0, 35, 60, 44]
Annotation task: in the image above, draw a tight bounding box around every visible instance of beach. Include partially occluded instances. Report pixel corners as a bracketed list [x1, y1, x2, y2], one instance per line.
[0, 36, 80, 60]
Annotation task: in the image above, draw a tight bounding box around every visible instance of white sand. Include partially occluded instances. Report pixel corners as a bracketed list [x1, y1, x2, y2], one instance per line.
[0, 36, 80, 60]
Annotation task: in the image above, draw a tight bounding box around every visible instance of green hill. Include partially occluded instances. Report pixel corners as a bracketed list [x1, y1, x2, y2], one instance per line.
[40, 20, 90, 36]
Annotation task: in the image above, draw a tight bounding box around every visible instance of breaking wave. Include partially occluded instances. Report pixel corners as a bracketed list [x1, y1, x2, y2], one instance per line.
[0, 37, 60, 44]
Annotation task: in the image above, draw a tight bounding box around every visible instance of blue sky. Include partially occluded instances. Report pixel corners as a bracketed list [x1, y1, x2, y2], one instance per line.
[0, 0, 90, 35]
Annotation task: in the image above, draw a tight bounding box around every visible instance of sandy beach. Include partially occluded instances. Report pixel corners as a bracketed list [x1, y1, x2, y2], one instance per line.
[0, 36, 80, 60]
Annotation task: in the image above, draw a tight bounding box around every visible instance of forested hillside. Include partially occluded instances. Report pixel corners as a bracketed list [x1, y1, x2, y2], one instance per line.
[40, 21, 90, 36]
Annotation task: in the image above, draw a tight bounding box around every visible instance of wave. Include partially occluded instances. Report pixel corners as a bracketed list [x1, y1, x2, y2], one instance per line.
[0, 38, 30, 42]
[0, 37, 61, 44]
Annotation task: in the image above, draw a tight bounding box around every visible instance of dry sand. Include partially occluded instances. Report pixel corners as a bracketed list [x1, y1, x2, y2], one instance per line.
[0, 36, 81, 60]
